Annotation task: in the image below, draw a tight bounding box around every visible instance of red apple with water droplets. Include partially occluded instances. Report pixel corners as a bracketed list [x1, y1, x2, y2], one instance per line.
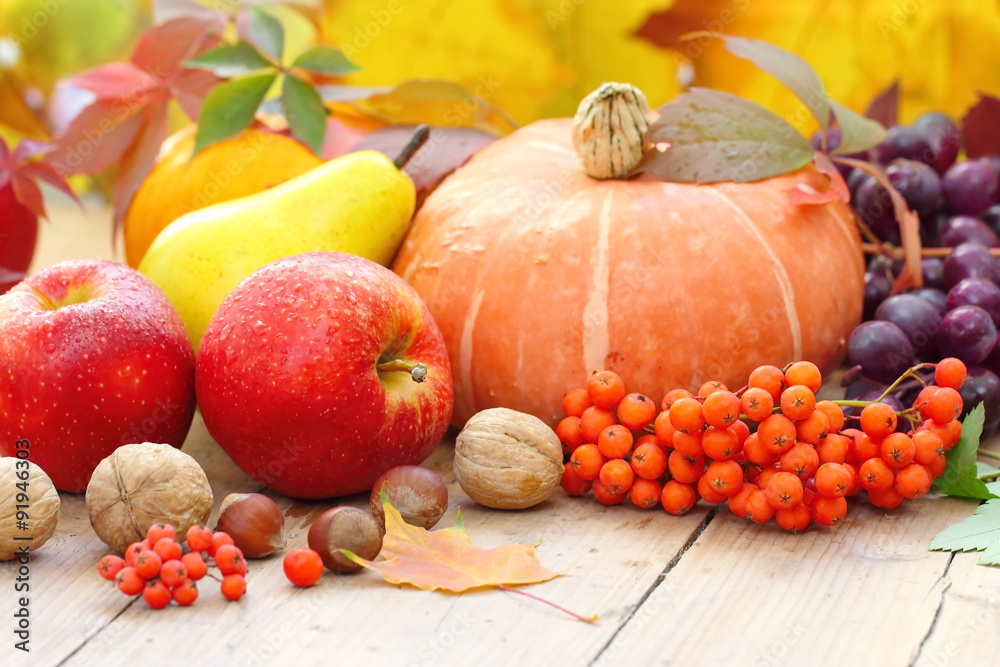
[0, 259, 196, 492]
[195, 251, 454, 499]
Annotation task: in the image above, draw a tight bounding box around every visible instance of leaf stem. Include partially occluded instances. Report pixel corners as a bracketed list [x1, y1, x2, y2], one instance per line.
[979, 450, 1000, 463]
[497, 584, 598, 624]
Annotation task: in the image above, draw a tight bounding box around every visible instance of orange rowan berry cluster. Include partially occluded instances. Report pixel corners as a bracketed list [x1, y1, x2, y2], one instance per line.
[558, 358, 967, 531]
[96, 523, 247, 608]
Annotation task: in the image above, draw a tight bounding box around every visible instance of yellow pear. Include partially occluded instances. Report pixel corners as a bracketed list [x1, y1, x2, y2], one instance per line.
[138, 148, 417, 351]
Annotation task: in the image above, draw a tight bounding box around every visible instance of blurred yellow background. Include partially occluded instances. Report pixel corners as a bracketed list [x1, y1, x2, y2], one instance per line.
[2, 0, 999, 141]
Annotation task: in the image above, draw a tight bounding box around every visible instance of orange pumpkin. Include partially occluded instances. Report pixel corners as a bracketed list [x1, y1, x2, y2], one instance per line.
[394, 87, 864, 428]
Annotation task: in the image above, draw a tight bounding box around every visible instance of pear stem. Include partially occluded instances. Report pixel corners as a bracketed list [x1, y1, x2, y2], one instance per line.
[393, 124, 431, 170]
[377, 359, 428, 383]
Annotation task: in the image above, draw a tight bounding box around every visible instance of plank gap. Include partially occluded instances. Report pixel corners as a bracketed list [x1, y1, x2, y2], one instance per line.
[56, 597, 139, 667]
[908, 552, 956, 667]
[587, 506, 720, 666]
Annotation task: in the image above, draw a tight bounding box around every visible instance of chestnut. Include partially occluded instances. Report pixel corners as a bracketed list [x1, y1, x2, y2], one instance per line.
[215, 493, 286, 558]
[307, 506, 382, 573]
[369, 465, 448, 531]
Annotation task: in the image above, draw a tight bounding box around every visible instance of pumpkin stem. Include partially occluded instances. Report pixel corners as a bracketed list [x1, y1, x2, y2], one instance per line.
[393, 124, 431, 170]
[571, 82, 649, 180]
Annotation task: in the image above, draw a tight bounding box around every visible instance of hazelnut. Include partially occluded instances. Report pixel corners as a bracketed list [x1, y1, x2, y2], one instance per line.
[1, 458, 60, 560]
[216, 493, 286, 558]
[370, 465, 448, 531]
[307, 507, 382, 573]
[454, 408, 563, 509]
[86, 443, 213, 554]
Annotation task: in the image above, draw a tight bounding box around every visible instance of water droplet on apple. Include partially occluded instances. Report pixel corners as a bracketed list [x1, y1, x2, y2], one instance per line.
[45, 343, 56, 353]
[251, 320, 267, 336]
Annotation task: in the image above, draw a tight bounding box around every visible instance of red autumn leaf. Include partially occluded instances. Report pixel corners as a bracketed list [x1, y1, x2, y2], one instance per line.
[634, 0, 734, 50]
[962, 93, 1000, 158]
[786, 151, 850, 205]
[50, 16, 224, 229]
[0, 135, 79, 221]
[865, 80, 899, 129]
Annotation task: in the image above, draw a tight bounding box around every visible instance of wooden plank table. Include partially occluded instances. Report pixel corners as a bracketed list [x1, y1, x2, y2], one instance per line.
[3, 199, 999, 667]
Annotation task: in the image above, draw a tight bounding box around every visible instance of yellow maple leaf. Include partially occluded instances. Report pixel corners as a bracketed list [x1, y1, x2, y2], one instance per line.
[345, 496, 560, 593]
[637, 0, 1000, 132]
[318, 0, 678, 125]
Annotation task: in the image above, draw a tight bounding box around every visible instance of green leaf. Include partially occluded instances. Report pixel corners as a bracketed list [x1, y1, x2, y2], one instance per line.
[293, 46, 359, 75]
[250, 7, 284, 61]
[184, 42, 274, 78]
[831, 100, 888, 155]
[193, 73, 276, 156]
[988, 480, 1000, 496]
[980, 534, 1000, 566]
[282, 75, 326, 156]
[696, 33, 831, 130]
[930, 498, 1000, 552]
[643, 88, 815, 184]
[934, 405, 998, 500]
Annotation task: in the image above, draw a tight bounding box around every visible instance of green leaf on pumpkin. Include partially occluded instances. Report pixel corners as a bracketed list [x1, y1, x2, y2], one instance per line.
[642, 88, 814, 184]
[690, 33, 831, 131]
[193, 73, 277, 156]
[831, 100, 888, 155]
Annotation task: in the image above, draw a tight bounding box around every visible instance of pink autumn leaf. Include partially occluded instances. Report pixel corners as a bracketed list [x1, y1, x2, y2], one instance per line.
[50, 99, 148, 176]
[131, 16, 225, 73]
[0, 135, 79, 221]
[51, 16, 224, 229]
[9, 176, 46, 220]
[112, 102, 169, 227]
[67, 63, 159, 100]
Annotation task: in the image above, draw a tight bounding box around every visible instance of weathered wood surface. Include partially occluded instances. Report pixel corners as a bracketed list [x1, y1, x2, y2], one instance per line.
[1, 201, 998, 667]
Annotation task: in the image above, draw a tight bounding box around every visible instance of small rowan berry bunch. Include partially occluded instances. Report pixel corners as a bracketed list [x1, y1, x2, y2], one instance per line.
[96, 523, 248, 609]
[558, 358, 968, 531]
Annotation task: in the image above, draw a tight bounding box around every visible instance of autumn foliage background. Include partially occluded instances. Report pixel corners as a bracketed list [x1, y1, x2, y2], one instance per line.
[2, 0, 999, 151]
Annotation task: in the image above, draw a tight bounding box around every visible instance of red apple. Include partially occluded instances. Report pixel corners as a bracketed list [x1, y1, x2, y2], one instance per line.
[0, 259, 196, 492]
[196, 251, 454, 499]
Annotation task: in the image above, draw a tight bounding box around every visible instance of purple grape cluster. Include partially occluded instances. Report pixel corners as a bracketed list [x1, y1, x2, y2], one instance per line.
[837, 111, 1000, 247]
[850, 243, 1000, 436]
[836, 111, 1000, 437]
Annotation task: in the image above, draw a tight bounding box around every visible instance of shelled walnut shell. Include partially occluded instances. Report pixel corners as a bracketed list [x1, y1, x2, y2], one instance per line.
[86, 443, 213, 553]
[454, 408, 563, 509]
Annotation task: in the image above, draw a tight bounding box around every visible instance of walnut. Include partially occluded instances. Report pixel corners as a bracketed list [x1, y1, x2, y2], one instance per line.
[86, 443, 213, 553]
[0, 458, 60, 560]
[454, 408, 563, 510]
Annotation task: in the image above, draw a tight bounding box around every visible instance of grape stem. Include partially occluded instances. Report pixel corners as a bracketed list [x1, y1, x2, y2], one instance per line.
[861, 242, 1000, 259]
[830, 363, 934, 420]
[497, 584, 598, 623]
